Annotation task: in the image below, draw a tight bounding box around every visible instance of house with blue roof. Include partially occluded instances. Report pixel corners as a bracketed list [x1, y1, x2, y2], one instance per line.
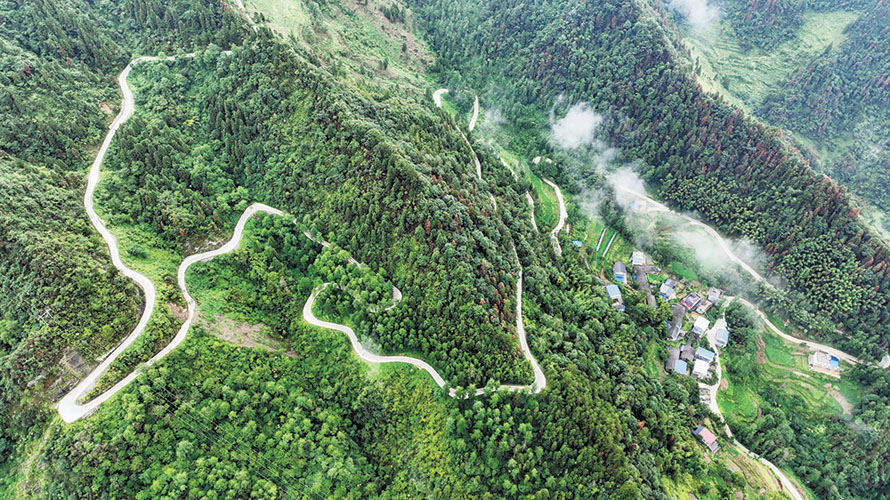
[715, 328, 730, 348]
[613, 262, 627, 282]
[695, 346, 715, 363]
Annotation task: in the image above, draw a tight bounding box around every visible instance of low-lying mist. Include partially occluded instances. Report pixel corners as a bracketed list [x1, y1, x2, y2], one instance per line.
[549, 101, 769, 289]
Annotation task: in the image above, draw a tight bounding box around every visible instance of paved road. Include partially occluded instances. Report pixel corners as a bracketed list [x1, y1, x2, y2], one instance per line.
[305, 267, 546, 398]
[498, 156, 539, 233]
[433, 88, 448, 108]
[60, 70, 550, 422]
[617, 185, 889, 367]
[543, 178, 568, 257]
[59, 54, 201, 423]
[732, 297, 863, 366]
[468, 95, 479, 132]
[699, 317, 807, 500]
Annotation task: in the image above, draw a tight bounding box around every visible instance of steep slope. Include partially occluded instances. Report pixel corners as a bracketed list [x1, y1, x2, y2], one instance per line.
[409, 0, 890, 359]
[0, 1, 756, 499]
[0, 0, 241, 469]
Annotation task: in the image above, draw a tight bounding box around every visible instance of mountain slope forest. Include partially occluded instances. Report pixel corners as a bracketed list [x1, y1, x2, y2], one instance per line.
[681, 0, 890, 227]
[408, 0, 890, 359]
[1, 0, 889, 498]
[1, 0, 748, 498]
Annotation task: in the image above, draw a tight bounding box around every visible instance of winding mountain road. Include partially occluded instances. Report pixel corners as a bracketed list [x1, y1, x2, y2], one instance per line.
[59, 54, 198, 423]
[616, 184, 890, 500]
[433, 88, 448, 108]
[59, 67, 549, 422]
[699, 317, 806, 500]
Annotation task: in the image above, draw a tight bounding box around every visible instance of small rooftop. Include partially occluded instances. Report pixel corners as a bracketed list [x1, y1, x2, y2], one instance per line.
[673, 359, 688, 374]
[605, 284, 622, 300]
[715, 328, 730, 347]
[693, 426, 718, 445]
[692, 316, 710, 333]
[695, 346, 715, 362]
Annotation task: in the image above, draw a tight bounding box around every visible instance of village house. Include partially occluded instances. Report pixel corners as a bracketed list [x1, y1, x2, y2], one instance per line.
[691, 316, 710, 337]
[631, 251, 647, 267]
[809, 351, 840, 374]
[666, 304, 685, 341]
[715, 328, 730, 348]
[605, 284, 625, 312]
[680, 336, 697, 363]
[659, 278, 677, 300]
[666, 347, 680, 371]
[673, 359, 688, 375]
[693, 427, 719, 453]
[692, 358, 711, 379]
[707, 288, 723, 304]
[681, 292, 702, 310]
[695, 300, 713, 315]
[695, 346, 715, 363]
[613, 262, 627, 283]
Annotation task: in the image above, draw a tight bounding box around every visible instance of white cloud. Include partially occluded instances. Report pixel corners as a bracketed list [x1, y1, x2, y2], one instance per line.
[551, 103, 603, 149]
[669, 0, 720, 29]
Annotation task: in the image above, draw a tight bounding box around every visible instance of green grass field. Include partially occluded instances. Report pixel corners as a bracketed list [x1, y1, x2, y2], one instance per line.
[684, 11, 858, 111]
[530, 172, 559, 230]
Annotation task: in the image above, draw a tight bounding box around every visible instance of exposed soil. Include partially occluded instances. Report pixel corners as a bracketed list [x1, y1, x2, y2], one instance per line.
[719, 377, 729, 391]
[167, 302, 188, 322]
[754, 334, 767, 365]
[99, 102, 113, 115]
[198, 312, 297, 358]
[824, 383, 853, 414]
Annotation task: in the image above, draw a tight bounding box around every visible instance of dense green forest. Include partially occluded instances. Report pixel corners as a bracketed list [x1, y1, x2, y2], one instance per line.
[679, 0, 890, 220]
[757, 2, 890, 213]
[714, 0, 873, 50]
[24, 201, 733, 498]
[408, 0, 890, 359]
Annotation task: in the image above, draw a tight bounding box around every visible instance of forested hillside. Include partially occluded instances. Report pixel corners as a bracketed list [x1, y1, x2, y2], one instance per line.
[1, 0, 750, 498]
[679, 0, 890, 220]
[408, 0, 890, 359]
[0, 0, 240, 470]
[757, 2, 890, 212]
[721, 302, 890, 498]
[5, 0, 889, 497]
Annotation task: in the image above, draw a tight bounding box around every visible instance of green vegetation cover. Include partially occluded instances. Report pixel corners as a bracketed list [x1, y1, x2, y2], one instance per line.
[1, 0, 888, 498]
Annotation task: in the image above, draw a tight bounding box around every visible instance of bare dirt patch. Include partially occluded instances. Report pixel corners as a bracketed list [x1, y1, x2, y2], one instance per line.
[754, 334, 767, 365]
[719, 377, 729, 391]
[167, 302, 188, 321]
[99, 102, 113, 115]
[198, 311, 297, 357]
[825, 383, 852, 414]
[342, 0, 432, 71]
